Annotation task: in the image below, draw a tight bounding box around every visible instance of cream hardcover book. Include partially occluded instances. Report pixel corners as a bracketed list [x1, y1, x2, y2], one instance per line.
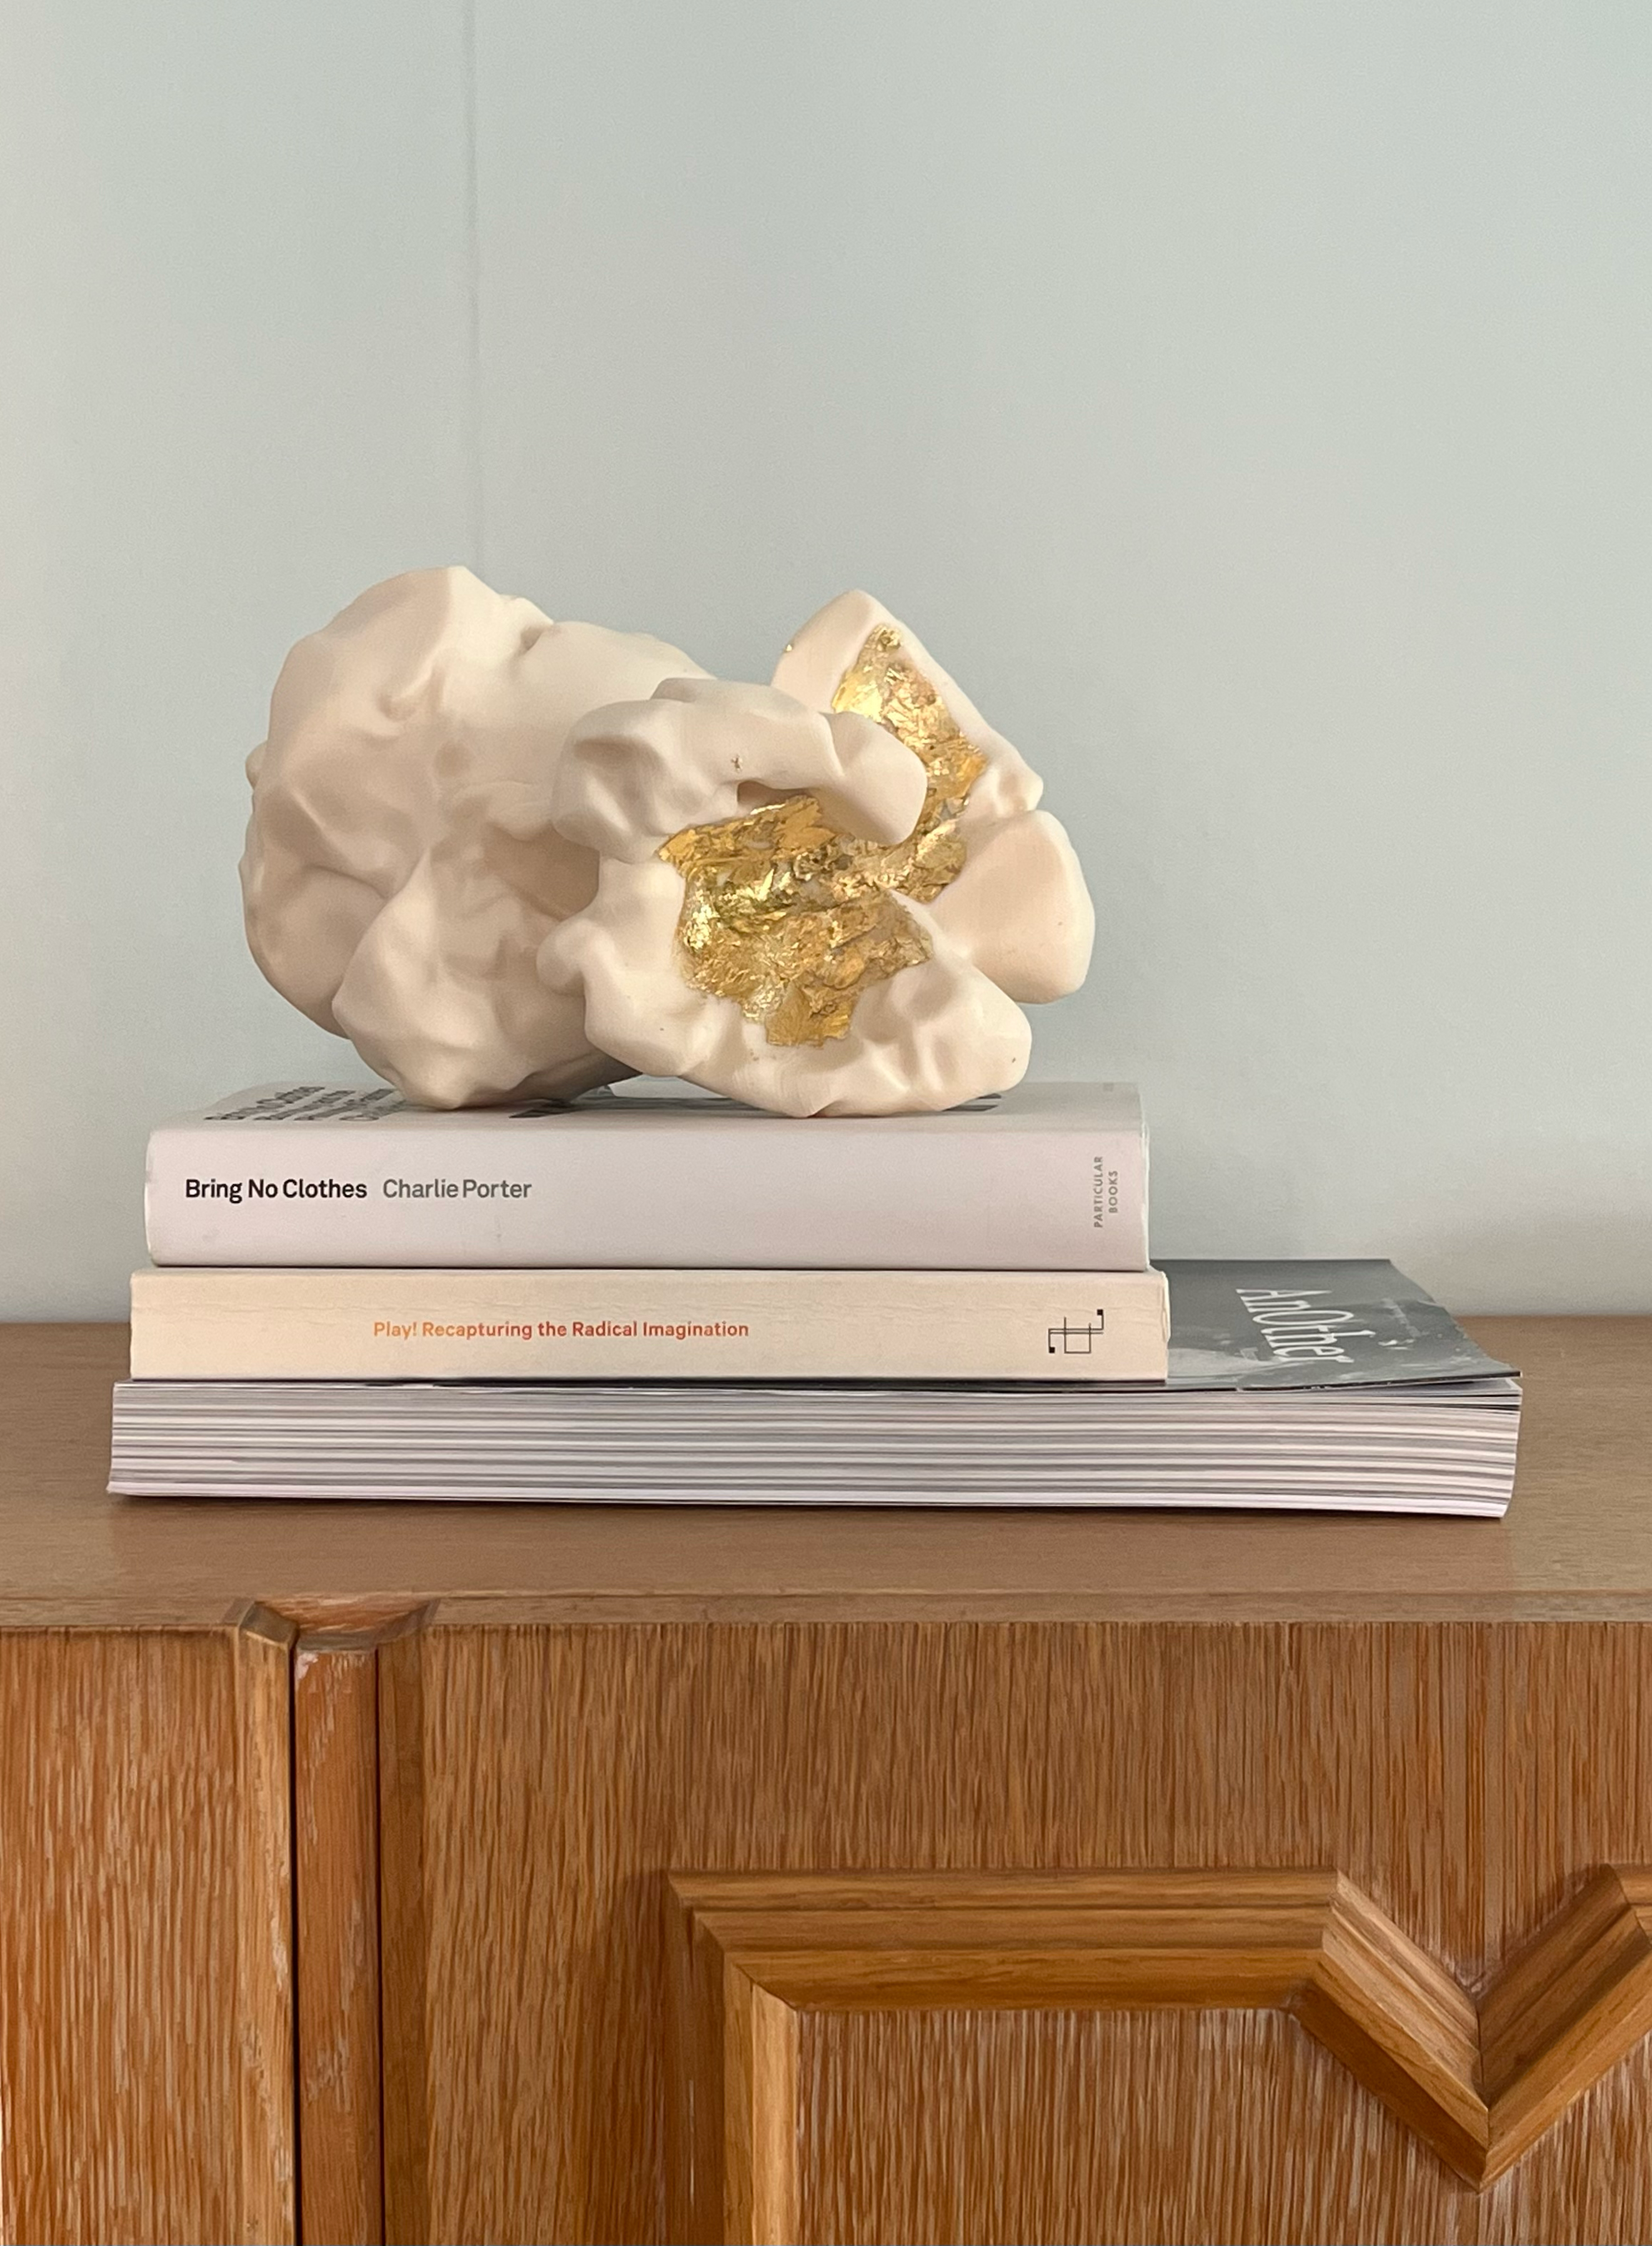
[128, 1266, 1170, 1383]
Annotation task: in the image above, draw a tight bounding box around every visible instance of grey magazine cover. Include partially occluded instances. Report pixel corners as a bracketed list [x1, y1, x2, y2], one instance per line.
[1163, 1261, 1516, 1391]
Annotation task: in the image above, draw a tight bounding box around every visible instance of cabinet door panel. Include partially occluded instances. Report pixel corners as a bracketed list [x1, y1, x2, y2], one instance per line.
[376, 1619, 1476, 2244]
[0, 1616, 293, 2246]
[797, 2007, 1466, 2246]
[375, 1616, 1652, 2246]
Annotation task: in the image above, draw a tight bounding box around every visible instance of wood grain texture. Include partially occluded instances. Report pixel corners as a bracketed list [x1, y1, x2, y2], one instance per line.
[294, 1629, 384, 2246]
[379, 1615, 433, 2246]
[6, 1317, 1652, 1624]
[670, 1870, 1473, 2240]
[8, 1318, 1652, 2240]
[794, 2015, 1652, 2246]
[0, 1612, 294, 2245]
[367, 1616, 1652, 2245]
[673, 1867, 1652, 2232]
[1478, 1867, 1652, 2183]
[796, 2007, 1443, 2246]
[235, 1606, 298, 2246]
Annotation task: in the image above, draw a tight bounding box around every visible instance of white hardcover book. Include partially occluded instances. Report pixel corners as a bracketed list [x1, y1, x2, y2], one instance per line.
[143, 1080, 1148, 1271]
[128, 1266, 1170, 1383]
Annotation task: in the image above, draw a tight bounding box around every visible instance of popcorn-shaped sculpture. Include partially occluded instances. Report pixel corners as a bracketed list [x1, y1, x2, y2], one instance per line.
[242, 567, 705, 1107]
[243, 571, 1094, 1116]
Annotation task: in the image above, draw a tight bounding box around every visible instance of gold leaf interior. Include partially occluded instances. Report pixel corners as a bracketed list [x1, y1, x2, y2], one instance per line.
[657, 627, 987, 1047]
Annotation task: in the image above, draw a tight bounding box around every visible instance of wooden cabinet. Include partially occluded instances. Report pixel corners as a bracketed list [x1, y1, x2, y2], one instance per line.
[0, 1614, 291, 2246]
[5, 1319, 1652, 2245]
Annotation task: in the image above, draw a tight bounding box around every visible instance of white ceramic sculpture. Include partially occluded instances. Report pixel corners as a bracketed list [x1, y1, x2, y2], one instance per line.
[243, 572, 1095, 1115]
[242, 567, 705, 1106]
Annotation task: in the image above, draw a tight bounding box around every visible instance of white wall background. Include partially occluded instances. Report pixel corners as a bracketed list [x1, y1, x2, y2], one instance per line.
[2, 1, 1648, 1317]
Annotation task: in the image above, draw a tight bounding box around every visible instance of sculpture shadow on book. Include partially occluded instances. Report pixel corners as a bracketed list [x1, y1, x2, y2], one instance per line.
[240, 570, 1095, 1118]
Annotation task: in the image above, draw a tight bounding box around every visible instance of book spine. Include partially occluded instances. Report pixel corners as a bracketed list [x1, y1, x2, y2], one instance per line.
[128, 1268, 1170, 1382]
[143, 1115, 1149, 1271]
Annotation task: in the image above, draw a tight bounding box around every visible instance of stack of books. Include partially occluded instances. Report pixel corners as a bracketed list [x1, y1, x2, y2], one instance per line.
[111, 1081, 1521, 1514]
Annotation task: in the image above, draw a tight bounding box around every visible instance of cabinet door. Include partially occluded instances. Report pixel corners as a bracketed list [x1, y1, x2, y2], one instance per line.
[0, 1612, 293, 2246]
[372, 1616, 1652, 2246]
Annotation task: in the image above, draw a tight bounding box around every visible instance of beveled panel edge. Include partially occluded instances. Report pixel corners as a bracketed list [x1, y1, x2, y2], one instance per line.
[377, 1619, 434, 2246]
[670, 1864, 1652, 2232]
[293, 1629, 387, 2246]
[284, 1603, 434, 2246]
[232, 1608, 299, 2243]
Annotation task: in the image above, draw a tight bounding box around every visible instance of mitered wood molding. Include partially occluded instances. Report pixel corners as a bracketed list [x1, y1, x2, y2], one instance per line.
[1479, 1864, 1652, 2180]
[378, 1615, 435, 2246]
[668, 1866, 1652, 2244]
[289, 1605, 431, 2246]
[233, 1606, 299, 2246]
[293, 1628, 384, 2246]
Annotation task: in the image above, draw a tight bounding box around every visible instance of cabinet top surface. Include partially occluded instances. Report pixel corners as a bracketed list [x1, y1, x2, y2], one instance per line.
[1, 1318, 1648, 1626]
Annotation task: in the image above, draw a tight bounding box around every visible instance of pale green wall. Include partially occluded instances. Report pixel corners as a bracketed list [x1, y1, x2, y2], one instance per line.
[3, 1, 1648, 1314]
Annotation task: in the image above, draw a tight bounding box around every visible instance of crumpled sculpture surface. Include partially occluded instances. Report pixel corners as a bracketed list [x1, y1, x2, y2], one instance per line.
[243, 572, 1094, 1115]
[242, 567, 705, 1106]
